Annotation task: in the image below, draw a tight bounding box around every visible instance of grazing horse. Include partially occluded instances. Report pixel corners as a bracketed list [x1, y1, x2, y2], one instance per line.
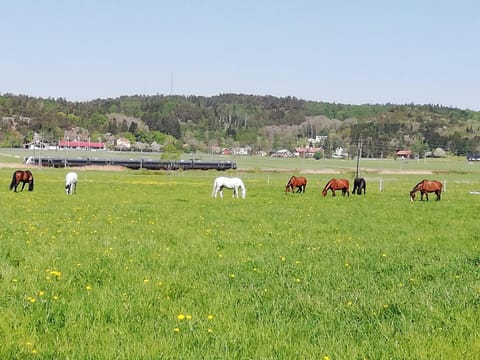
[65, 172, 78, 195]
[352, 177, 366, 195]
[322, 178, 349, 197]
[410, 179, 442, 201]
[285, 176, 307, 193]
[9, 170, 34, 192]
[212, 176, 246, 199]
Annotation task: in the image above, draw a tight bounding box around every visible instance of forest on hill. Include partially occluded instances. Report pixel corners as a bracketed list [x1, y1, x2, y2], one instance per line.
[1, 93, 480, 158]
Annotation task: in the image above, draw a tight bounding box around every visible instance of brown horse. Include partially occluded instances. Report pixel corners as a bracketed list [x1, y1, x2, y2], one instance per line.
[322, 178, 349, 197]
[9, 170, 34, 192]
[410, 179, 442, 201]
[285, 176, 307, 193]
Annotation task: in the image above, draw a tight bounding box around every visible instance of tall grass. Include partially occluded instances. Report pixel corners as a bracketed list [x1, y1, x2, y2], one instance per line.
[0, 168, 479, 359]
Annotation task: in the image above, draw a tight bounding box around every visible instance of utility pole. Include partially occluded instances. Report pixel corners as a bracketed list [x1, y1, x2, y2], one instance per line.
[355, 138, 362, 179]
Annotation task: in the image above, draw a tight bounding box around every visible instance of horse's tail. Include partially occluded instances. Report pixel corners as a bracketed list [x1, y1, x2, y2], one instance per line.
[211, 179, 217, 197]
[240, 180, 246, 198]
[29, 172, 34, 191]
[9, 172, 16, 190]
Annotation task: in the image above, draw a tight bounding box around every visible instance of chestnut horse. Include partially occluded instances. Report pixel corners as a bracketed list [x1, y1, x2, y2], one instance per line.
[410, 179, 442, 201]
[9, 170, 34, 192]
[322, 178, 349, 197]
[352, 177, 366, 195]
[285, 176, 307, 193]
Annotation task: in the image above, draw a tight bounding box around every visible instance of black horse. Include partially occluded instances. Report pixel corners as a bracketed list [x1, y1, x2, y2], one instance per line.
[9, 170, 34, 192]
[352, 177, 366, 195]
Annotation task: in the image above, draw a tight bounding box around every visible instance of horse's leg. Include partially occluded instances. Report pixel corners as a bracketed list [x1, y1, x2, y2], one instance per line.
[436, 190, 441, 201]
[20, 182, 26, 191]
[332, 190, 336, 196]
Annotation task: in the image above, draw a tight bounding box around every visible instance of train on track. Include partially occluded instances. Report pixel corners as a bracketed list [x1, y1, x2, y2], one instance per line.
[24, 156, 237, 171]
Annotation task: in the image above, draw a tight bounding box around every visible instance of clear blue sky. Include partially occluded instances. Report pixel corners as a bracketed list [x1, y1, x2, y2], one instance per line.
[2, 0, 479, 110]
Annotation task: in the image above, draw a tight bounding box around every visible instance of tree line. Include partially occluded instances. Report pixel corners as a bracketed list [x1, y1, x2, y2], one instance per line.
[1, 93, 479, 157]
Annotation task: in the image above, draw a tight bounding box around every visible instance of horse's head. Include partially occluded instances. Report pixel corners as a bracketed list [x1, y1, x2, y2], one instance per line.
[240, 187, 246, 199]
[285, 185, 291, 193]
[410, 191, 416, 201]
[321, 189, 327, 197]
[65, 184, 71, 194]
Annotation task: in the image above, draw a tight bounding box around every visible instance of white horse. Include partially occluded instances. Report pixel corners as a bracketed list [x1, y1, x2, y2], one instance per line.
[65, 172, 78, 195]
[212, 176, 246, 199]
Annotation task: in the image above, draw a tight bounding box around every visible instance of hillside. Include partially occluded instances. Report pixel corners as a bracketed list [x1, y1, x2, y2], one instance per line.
[1, 93, 480, 157]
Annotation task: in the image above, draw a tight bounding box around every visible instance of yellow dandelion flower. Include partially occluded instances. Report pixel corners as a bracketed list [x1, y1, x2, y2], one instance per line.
[173, 327, 180, 333]
[207, 315, 214, 320]
[186, 315, 192, 320]
[229, 274, 235, 278]
[383, 304, 389, 309]
[177, 314, 185, 320]
[207, 328, 214, 333]
[38, 291, 45, 297]
[347, 301, 353, 306]
[143, 279, 149, 283]
[85, 285, 92, 291]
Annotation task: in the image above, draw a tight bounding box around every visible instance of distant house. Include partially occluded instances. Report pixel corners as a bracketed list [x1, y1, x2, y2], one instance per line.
[295, 146, 323, 158]
[396, 150, 413, 159]
[59, 140, 105, 150]
[115, 138, 131, 150]
[271, 149, 294, 158]
[233, 146, 251, 155]
[332, 147, 348, 159]
[210, 146, 221, 154]
[25, 140, 50, 149]
[307, 135, 327, 146]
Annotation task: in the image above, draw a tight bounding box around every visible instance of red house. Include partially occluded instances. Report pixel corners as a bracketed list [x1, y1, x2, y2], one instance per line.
[59, 140, 105, 150]
[396, 150, 413, 159]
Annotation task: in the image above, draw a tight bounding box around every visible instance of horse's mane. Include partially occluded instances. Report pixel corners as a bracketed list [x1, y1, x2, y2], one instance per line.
[412, 179, 428, 191]
[287, 176, 295, 185]
[323, 179, 333, 190]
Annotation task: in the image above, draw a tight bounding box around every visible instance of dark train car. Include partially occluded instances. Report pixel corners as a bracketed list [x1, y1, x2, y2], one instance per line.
[25, 157, 237, 171]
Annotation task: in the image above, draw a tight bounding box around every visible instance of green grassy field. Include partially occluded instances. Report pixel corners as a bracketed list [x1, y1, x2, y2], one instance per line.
[0, 154, 480, 359]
